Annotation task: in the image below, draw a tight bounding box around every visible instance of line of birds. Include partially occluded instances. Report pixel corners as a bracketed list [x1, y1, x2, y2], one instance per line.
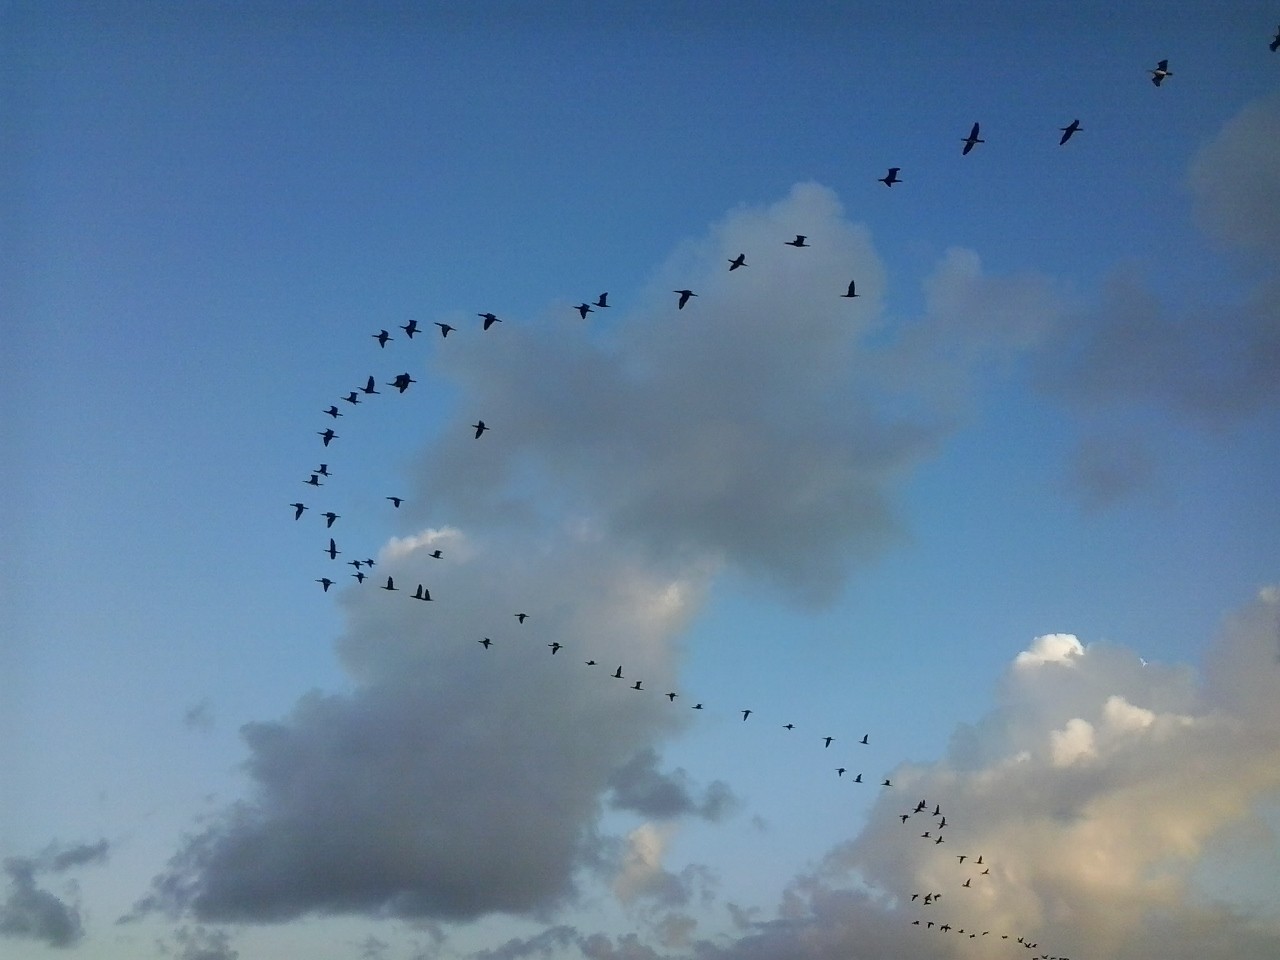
[278, 41, 1280, 956]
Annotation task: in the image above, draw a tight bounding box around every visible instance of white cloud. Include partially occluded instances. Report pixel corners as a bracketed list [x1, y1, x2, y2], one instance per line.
[1014, 632, 1084, 669]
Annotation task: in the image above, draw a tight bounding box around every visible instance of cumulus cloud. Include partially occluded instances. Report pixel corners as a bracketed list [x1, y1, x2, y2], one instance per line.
[703, 585, 1280, 960]
[0, 839, 108, 950]
[607, 748, 736, 822]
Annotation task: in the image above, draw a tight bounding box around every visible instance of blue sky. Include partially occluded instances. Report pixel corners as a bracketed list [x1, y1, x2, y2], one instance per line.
[4, 3, 1279, 959]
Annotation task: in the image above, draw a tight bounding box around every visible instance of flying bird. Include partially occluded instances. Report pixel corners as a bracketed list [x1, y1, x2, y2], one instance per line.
[823, 736, 834, 748]
[342, 392, 360, 405]
[692, 703, 703, 710]
[349, 559, 363, 569]
[515, 613, 528, 623]
[318, 429, 337, 446]
[386, 496, 403, 508]
[323, 405, 341, 418]
[428, 550, 443, 559]
[401, 319, 420, 338]
[853, 773, 862, 782]
[479, 637, 493, 649]
[352, 570, 366, 583]
[472, 420, 488, 438]
[1271, 26, 1280, 52]
[836, 768, 846, 777]
[841, 281, 859, 298]
[882, 778, 893, 786]
[314, 464, 330, 476]
[478, 312, 501, 330]
[305, 474, 322, 486]
[957, 855, 967, 864]
[934, 835, 944, 844]
[388, 373, 416, 393]
[785, 235, 809, 247]
[631, 680, 643, 690]
[1149, 58, 1172, 86]
[412, 584, 432, 601]
[1059, 119, 1082, 144]
[316, 578, 334, 591]
[901, 815, 910, 823]
[612, 666, 623, 678]
[962, 879, 971, 888]
[290, 502, 307, 520]
[381, 577, 397, 591]
[594, 293, 610, 308]
[860, 734, 869, 745]
[323, 512, 339, 528]
[741, 709, 752, 721]
[666, 692, 678, 701]
[674, 289, 697, 309]
[728, 253, 747, 270]
[961, 121, 984, 155]
[434, 322, 454, 337]
[548, 642, 562, 654]
[783, 723, 795, 730]
[880, 167, 901, 186]
[325, 538, 339, 559]
[573, 303, 594, 319]
[585, 660, 597, 666]
[360, 375, 379, 395]
[373, 329, 392, 347]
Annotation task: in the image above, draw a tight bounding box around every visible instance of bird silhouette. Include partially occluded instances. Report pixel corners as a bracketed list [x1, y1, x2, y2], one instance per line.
[381, 577, 397, 591]
[305, 474, 322, 486]
[1059, 119, 1082, 144]
[853, 773, 862, 782]
[841, 281, 859, 298]
[741, 709, 752, 721]
[728, 253, 747, 270]
[957, 855, 967, 864]
[783, 723, 795, 730]
[323, 512, 339, 528]
[388, 373, 415, 393]
[364, 558, 375, 567]
[823, 736, 834, 748]
[860, 734, 869, 745]
[318, 429, 337, 446]
[961, 121, 984, 155]
[1150, 58, 1172, 86]
[349, 559, 363, 569]
[325, 538, 339, 559]
[428, 550, 443, 559]
[674, 289, 697, 309]
[594, 293, 610, 308]
[1272, 26, 1280, 52]
[836, 767, 846, 777]
[373, 329, 392, 347]
[880, 167, 901, 186]
[472, 420, 488, 438]
[515, 613, 528, 623]
[962, 879, 971, 888]
[342, 392, 360, 405]
[631, 680, 643, 690]
[882, 778, 893, 786]
[574, 303, 594, 319]
[479, 637, 493, 649]
[934, 835, 944, 844]
[666, 692, 678, 701]
[434, 322, 454, 337]
[316, 578, 334, 591]
[412, 584, 432, 601]
[585, 660, 597, 666]
[478, 312, 501, 330]
[290, 502, 307, 519]
[401, 319, 420, 338]
[548, 642, 562, 654]
[785, 234, 809, 247]
[323, 405, 341, 418]
[612, 666, 623, 679]
[386, 496, 403, 508]
[315, 464, 330, 476]
[360, 375, 379, 395]
[901, 815, 911, 823]
[921, 830, 931, 838]
[352, 570, 366, 583]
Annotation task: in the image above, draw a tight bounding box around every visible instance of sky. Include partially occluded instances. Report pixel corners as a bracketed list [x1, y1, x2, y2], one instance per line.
[3, 2, 1279, 959]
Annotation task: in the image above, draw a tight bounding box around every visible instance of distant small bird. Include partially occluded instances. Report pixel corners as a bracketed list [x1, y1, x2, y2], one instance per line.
[1149, 58, 1172, 86]
[921, 830, 931, 838]
[631, 680, 643, 690]
[785, 234, 809, 247]
[349, 560, 363, 569]
[574, 303, 594, 319]
[938, 816, 947, 828]
[880, 167, 901, 186]
[323, 405, 342, 418]
[961, 121, 984, 155]
[594, 293, 610, 308]
[882, 778, 893, 786]
[472, 420, 488, 438]
[728, 254, 747, 270]
[373, 329, 392, 347]
[435, 322, 455, 338]
[901, 814, 911, 823]
[741, 709, 752, 721]
[783, 723, 795, 730]
[388, 373, 415, 393]
[364, 558, 375, 567]
[478, 312, 501, 330]
[401, 319, 420, 339]
[360, 375, 379, 395]
[859, 734, 869, 745]
[1059, 119, 1082, 144]
[315, 464, 330, 476]
[1272, 26, 1280, 52]
[515, 613, 528, 623]
[305, 474, 322, 486]
[666, 692, 677, 701]
[316, 578, 334, 591]
[428, 550, 443, 559]
[836, 767, 846, 777]
[933, 805, 941, 816]
[853, 773, 862, 782]
[957, 855, 967, 864]
[352, 570, 366, 583]
[975, 856, 983, 864]
[325, 538, 339, 559]
[342, 392, 360, 405]
[290, 502, 307, 520]
[914, 800, 927, 812]
[841, 281, 859, 298]
[823, 736, 834, 748]
[381, 577, 397, 591]
[674, 289, 697, 309]
[962, 879, 971, 888]
[318, 429, 337, 446]
[412, 584, 432, 601]
[386, 496, 403, 508]
[479, 637, 493, 649]
[585, 660, 597, 666]
[692, 703, 703, 710]
[323, 512, 339, 528]
[934, 835, 944, 844]
[612, 666, 623, 678]
[548, 642, 562, 654]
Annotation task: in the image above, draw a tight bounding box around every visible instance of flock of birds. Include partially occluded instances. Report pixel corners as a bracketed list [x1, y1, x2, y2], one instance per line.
[283, 37, 1280, 960]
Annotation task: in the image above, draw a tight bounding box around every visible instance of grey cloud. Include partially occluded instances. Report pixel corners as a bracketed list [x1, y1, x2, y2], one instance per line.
[47, 839, 109, 873]
[579, 932, 668, 960]
[1064, 431, 1156, 510]
[170, 925, 239, 960]
[608, 748, 737, 822]
[0, 857, 84, 949]
[471, 925, 578, 960]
